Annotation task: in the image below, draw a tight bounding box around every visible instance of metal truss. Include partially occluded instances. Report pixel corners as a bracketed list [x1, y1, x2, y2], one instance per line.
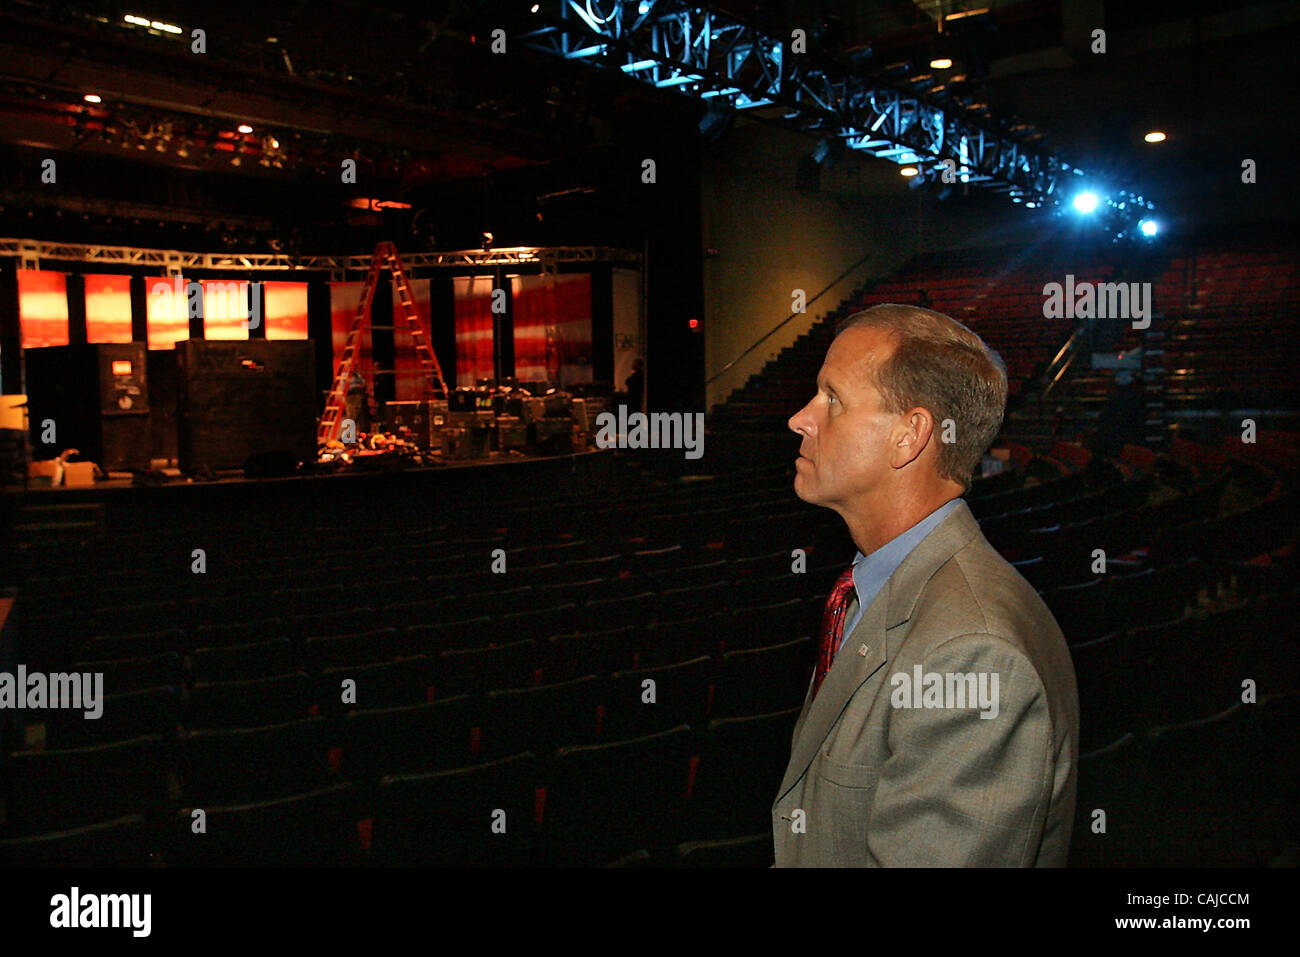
[521, 1, 1152, 224]
[0, 239, 641, 273]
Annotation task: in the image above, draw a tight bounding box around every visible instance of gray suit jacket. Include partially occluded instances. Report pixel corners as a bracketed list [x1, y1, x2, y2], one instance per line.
[772, 500, 1079, 866]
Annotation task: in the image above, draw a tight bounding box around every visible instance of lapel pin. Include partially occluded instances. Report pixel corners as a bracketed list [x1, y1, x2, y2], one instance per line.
[858, 644, 868, 656]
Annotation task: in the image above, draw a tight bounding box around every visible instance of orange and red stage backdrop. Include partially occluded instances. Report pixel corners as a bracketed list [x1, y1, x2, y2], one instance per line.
[329, 281, 374, 392]
[264, 281, 309, 341]
[144, 276, 190, 349]
[17, 270, 69, 348]
[84, 274, 133, 344]
[511, 273, 593, 388]
[391, 278, 435, 401]
[453, 276, 496, 388]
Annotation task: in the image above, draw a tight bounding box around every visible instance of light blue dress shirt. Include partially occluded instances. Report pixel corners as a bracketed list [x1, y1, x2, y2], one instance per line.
[836, 497, 965, 652]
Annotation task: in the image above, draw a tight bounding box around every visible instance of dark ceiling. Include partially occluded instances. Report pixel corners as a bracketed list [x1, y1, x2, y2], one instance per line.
[1, 0, 1295, 249]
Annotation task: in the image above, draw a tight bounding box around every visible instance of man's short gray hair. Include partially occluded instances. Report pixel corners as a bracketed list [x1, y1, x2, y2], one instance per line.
[836, 303, 1007, 490]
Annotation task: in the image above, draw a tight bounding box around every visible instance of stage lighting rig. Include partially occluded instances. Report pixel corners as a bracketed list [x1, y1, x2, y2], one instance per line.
[519, 0, 1156, 236]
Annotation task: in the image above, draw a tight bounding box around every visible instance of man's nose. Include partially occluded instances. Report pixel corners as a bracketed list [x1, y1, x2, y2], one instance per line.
[788, 401, 813, 436]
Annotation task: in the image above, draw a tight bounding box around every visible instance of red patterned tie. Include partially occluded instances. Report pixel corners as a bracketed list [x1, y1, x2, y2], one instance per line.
[811, 565, 857, 700]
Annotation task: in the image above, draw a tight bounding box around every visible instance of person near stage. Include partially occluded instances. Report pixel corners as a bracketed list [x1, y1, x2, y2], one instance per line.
[624, 358, 645, 414]
[345, 368, 370, 435]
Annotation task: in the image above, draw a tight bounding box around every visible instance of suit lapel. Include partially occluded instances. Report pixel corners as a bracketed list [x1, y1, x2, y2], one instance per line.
[777, 589, 889, 801]
[775, 500, 984, 803]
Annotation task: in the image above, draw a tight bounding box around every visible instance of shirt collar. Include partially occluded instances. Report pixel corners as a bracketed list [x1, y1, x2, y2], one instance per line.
[849, 497, 964, 601]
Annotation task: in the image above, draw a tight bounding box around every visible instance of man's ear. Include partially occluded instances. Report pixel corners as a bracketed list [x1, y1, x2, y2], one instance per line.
[889, 407, 934, 469]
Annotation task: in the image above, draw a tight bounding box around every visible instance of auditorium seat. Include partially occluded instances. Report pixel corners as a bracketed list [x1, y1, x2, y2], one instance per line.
[190, 616, 287, 650]
[32, 685, 181, 750]
[383, 595, 461, 631]
[190, 672, 315, 729]
[711, 637, 813, 718]
[292, 607, 386, 640]
[658, 580, 732, 622]
[583, 591, 658, 631]
[300, 627, 401, 670]
[317, 655, 436, 712]
[72, 649, 185, 695]
[1249, 588, 1300, 693]
[1069, 733, 1144, 866]
[1, 733, 173, 835]
[79, 627, 185, 661]
[337, 695, 477, 779]
[168, 782, 359, 866]
[367, 752, 541, 866]
[178, 716, 333, 805]
[94, 600, 178, 637]
[465, 584, 537, 618]
[726, 597, 815, 652]
[644, 611, 728, 665]
[495, 603, 578, 643]
[532, 575, 610, 606]
[0, 813, 156, 867]
[1106, 565, 1181, 627]
[546, 625, 640, 678]
[398, 615, 495, 658]
[601, 655, 712, 738]
[1139, 703, 1287, 865]
[1123, 614, 1232, 728]
[687, 707, 800, 841]
[673, 832, 773, 868]
[189, 636, 294, 681]
[1068, 633, 1130, 754]
[540, 724, 695, 866]
[182, 593, 277, 630]
[1042, 578, 1108, 644]
[434, 639, 543, 696]
[480, 674, 601, 758]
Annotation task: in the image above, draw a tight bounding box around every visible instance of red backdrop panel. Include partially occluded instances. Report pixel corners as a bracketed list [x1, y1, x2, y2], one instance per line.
[453, 276, 496, 388]
[391, 278, 437, 400]
[84, 273, 133, 344]
[264, 281, 309, 340]
[18, 270, 69, 349]
[146, 277, 189, 350]
[512, 273, 592, 387]
[329, 281, 374, 390]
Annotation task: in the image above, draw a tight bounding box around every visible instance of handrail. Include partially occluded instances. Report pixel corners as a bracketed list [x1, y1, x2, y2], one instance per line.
[705, 247, 883, 387]
[1042, 348, 1078, 399]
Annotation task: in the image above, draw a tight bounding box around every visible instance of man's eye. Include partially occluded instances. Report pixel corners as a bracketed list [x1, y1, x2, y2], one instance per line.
[826, 394, 838, 404]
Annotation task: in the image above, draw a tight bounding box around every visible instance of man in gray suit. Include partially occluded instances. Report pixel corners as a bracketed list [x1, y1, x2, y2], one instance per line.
[774, 303, 1079, 866]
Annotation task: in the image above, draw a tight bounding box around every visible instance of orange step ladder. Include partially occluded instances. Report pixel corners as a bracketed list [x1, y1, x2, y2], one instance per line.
[317, 241, 450, 445]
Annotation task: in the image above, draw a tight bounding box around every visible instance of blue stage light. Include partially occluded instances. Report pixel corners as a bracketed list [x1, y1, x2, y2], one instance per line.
[1139, 219, 1158, 237]
[1072, 191, 1100, 214]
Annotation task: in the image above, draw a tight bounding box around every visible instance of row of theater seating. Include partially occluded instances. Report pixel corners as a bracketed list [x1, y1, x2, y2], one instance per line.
[31, 629, 817, 748]
[3, 706, 804, 867]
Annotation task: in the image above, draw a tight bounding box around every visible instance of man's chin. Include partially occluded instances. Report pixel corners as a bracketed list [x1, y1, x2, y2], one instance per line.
[792, 475, 819, 505]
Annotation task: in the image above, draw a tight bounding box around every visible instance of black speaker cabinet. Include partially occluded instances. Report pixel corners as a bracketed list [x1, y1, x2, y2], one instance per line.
[176, 340, 316, 473]
[25, 343, 151, 471]
[146, 347, 179, 464]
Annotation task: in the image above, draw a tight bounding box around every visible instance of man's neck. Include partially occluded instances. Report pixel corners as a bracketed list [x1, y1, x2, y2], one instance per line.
[840, 491, 961, 556]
